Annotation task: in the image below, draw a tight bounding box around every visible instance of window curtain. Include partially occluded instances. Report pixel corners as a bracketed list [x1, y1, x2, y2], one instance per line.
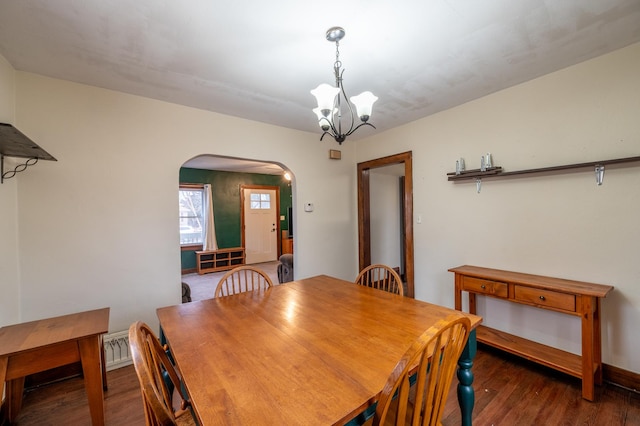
[202, 184, 218, 251]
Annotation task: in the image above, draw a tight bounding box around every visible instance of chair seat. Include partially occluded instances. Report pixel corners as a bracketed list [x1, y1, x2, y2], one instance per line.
[175, 409, 197, 426]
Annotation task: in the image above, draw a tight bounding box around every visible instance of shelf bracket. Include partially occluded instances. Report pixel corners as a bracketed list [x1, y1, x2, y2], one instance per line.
[476, 178, 482, 193]
[595, 165, 605, 186]
[1, 154, 40, 184]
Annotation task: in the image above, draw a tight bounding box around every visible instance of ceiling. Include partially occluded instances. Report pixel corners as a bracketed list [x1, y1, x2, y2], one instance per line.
[1, 1, 639, 173]
[182, 155, 287, 176]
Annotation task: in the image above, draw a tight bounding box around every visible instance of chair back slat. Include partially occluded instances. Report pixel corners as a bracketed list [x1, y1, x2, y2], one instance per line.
[129, 321, 195, 426]
[356, 264, 404, 296]
[215, 265, 274, 297]
[373, 314, 471, 426]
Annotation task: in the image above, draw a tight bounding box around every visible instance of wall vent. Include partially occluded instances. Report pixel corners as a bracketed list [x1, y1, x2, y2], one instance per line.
[103, 330, 132, 371]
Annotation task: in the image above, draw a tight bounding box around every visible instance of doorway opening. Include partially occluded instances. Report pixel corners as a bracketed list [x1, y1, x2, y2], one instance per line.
[358, 151, 414, 297]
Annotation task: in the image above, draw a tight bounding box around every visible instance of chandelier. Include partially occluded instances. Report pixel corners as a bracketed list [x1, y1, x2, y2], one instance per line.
[311, 27, 378, 144]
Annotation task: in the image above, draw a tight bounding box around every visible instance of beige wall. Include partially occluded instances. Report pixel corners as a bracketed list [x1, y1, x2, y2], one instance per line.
[0, 54, 14, 122]
[8, 72, 359, 333]
[356, 42, 640, 373]
[370, 169, 402, 269]
[0, 54, 19, 326]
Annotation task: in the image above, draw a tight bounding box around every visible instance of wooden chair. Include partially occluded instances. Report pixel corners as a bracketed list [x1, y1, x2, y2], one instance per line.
[215, 265, 274, 297]
[129, 321, 196, 426]
[355, 264, 404, 296]
[373, 314, 471, 426]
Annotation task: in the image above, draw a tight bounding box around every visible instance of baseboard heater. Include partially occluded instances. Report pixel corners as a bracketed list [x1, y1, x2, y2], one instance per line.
[103, 330, 132, 371]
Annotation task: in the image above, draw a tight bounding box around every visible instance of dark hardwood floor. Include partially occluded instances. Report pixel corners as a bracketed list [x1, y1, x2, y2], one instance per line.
[4, 364, 145, 426]
[443, 345, 640, 426]
[6, 345, 640, 425]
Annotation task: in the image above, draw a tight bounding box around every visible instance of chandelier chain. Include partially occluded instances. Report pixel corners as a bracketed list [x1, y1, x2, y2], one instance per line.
[333, 41, 342, 86]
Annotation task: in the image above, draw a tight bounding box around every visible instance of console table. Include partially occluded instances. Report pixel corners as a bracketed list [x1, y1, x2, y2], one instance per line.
[450, 265, 613, 401]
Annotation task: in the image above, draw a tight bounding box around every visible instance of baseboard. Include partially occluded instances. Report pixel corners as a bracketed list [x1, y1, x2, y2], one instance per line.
[603, 363, 640, 392]
[182, 268, 197, 275]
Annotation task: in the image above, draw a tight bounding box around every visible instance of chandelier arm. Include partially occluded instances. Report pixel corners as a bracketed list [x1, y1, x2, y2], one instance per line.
[336, 69, 357, 138]
[332, 40, 356, 140]
[318, 113, 342, 141]
[344, 122, 377, 137]
[323, 114, 340, 140]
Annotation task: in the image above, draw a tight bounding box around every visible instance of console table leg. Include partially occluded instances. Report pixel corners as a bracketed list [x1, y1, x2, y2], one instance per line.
[593, 298, 604, 385]
[457, 330, 477, 426]
[581, 296, 596, 401]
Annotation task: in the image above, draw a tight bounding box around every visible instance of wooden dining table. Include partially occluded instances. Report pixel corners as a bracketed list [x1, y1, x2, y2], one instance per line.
[157, 275, 482, 425]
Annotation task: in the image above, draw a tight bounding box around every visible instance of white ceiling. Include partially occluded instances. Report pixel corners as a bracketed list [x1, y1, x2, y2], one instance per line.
[182, 155, 287, 176]
[1, 1, 639, 173]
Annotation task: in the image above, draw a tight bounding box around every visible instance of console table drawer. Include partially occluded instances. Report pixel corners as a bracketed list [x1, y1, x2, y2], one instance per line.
[514, 286, 576, 312]
[462, 276, 508, 298]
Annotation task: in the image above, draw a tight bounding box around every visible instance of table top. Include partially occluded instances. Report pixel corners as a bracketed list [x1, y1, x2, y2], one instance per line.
[158, 275, 481, 425]
[0, 307, 110, 357]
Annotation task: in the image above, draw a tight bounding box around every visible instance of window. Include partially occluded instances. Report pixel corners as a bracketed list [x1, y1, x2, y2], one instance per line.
[179, 185, 204, 246]
[250, 193, 271, 209]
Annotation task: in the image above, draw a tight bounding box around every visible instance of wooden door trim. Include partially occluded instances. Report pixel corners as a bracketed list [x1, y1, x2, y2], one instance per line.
[357, 151, 414, 298]
[240, 185, 281, 258]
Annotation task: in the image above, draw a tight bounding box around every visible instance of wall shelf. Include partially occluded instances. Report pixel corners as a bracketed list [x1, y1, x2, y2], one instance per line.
[0, 123, 57, 183]
[447, 166, 503, 180]
[447, 155, 640, 190]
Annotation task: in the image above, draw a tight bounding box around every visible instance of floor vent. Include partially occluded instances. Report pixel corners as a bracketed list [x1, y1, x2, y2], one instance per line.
[103, 330, 132, 371]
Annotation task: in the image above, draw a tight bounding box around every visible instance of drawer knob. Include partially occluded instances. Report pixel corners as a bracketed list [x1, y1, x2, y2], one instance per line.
[481, 284, 486, 289]
[539, 295, 546, 301]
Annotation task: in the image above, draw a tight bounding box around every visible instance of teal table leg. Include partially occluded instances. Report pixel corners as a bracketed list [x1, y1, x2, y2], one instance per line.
[457, 329, 477, 426]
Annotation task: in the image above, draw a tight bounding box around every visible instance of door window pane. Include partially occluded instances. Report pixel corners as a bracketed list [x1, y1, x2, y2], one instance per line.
[250, 193, 271, 209]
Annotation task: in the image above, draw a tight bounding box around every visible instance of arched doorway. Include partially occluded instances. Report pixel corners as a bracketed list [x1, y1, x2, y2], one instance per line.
[179, 154, 294, 274]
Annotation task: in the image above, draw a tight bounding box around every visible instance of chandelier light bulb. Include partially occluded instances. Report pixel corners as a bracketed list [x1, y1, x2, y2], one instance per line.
[311, 84, 340, 114]
[312, 107, 333, 131]
[350, 91, 378, 122]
